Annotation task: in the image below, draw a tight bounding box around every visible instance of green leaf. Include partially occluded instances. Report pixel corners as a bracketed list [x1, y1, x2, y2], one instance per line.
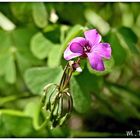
[12, 27, 43, 73]
[118, 26, 139, 54]
[1, 114, 34, 137]
[0, 109, 35, 137]
[85, 9, 110, 35]
[62, 25, 85, 50]
[16, 51, 42, 74]
[70, 77, 92, 113]
[0, 114, 10, 137]
[10, 3, 32, 22]
[44, 24, 62, 44]
[0, 47, 16, 84]
[0, 12, 15, 31]
[109, 32, 127, 65]
[0, 53, 7, 76]
[31, 32, 54, 60]
[0, 30, 12, 76]
[12, 27, 37, 47]
[24, 100, 44, 130]
[32, 2, 48, 28]
[47, 44, 62, 68]
[76, 66, 103, 93]
[54, 3, 86, 25]
[0, 108, 48, 137]
[0, 30, 16, 84]
[52, 25, 85, 67]
[119, 3, 134, 27]
[0, 30, 11, 50]
[24, 67, 63, 95]
[5, 52, 16, 84]
[87, 57, 114, 76]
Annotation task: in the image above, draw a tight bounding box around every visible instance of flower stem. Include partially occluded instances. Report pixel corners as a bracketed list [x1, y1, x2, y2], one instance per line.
[59, 58, 81, 92]
[59, 61, 74, 92]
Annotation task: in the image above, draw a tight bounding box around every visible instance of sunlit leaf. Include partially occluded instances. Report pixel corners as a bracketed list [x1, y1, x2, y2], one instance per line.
[32, 2, 48, 28]
[5, 52, 16, 84]
[62, 24, 84, 50]
[31, 32, 54, 60]
[24, 101, 44, 130]
[47, 44, 62, 68]
[24, 67, 63, 95]
[119, 3, 134, 27]
[10, 3, 32, 22]
[85, 9, 110, 35]
[0, 12, 15, 31]
[0, 47, 16, 84]
[12, 27, 43, 73]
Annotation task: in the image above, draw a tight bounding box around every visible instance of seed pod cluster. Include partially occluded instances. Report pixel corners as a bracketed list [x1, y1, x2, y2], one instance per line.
[41, 83, 73, 128]
[41, 61, 80, 128]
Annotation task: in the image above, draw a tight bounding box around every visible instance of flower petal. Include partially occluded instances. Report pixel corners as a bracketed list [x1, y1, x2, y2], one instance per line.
[93, 43, 111, 59]
[69, 37, 87, 47]
[64, 44, 82, 60]
[70, 42, 83, 53]
[84, 29, 101, 46]
[87, 52, 105, 71]
[64, 37, 86, 60]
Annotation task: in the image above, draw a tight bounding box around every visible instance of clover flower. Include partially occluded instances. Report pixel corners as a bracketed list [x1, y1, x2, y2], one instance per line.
[64, 29, 112, 71]
[41, 29, 112, 128]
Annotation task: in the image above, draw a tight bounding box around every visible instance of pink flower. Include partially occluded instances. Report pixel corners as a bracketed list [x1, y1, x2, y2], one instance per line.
[64, 29, 112, 71]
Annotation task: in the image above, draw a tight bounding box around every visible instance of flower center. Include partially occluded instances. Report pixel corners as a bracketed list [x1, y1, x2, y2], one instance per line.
[83, 45, 91, 53]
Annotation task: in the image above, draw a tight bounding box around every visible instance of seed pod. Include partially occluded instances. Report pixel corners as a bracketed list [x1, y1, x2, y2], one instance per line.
[41, 61, 77, 128]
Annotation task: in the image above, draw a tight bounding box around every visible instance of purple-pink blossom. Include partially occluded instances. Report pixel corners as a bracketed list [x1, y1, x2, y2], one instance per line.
[64, 29, 112, 71]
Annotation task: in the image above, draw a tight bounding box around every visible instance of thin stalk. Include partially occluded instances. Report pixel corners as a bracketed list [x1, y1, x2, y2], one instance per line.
[59, 58, 81, 92]
[0, 95, 38, 106]
[59, 62, 69, 91]
[62, 66, 73, 91]
[33, 99, 51, 131]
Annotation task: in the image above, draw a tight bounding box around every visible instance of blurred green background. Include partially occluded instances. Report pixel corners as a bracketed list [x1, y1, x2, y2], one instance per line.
[0, 2, 140, 138]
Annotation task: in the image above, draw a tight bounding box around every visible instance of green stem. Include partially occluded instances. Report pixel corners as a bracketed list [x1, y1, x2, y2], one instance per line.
[59, 62, 70, 91]
[0, 96, 18, 106]
[33, 96, 52, 131]
[0, 101, 49, 131]
[33, 115, 49, 131]
[0, 109, 25, 116]
[59, 62, 73, 91]
[0, 109, 49, 131]
[0, 95, 38, 106]
[59, 58, 80, 92]
[62, 65, 73, 91]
